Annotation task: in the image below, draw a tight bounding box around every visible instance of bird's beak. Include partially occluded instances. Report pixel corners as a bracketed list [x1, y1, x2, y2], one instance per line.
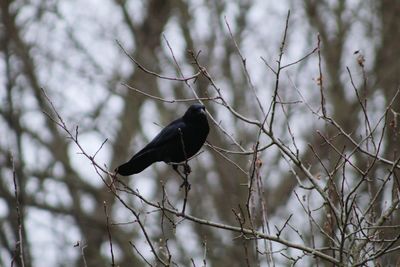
[200, 106, 206, 114]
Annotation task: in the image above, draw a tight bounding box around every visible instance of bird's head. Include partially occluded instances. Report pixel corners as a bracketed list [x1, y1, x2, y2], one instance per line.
[183, 104, 207, 121]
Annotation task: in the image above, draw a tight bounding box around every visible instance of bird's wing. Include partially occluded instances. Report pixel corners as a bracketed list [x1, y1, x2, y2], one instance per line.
[144, 118, 185, 149]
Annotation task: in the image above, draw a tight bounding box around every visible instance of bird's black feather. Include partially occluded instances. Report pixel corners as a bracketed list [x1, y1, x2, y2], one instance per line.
[116, 104, 209, 176]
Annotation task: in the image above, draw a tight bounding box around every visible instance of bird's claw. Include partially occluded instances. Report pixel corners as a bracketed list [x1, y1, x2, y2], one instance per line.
[183, 163, 191, 175]
[180, 179, 191, 191]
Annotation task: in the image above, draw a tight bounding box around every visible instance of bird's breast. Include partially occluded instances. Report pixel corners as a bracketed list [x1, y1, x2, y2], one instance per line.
[164, 119, 209, 163]
[182, 121, 209, 155]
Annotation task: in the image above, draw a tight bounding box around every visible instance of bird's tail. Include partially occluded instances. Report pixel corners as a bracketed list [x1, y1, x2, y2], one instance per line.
[115, 150, 158, 176]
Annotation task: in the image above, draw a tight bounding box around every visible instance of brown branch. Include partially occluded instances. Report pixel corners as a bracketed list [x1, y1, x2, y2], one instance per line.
[122, 83, 218, 103]
[281, 45, 318, 70]
[103, 201, 115, 267]
[317, 34, 327, 117]
[114, 176, 341, 264]
[268, 10, 290, 134]
[205, 141, 273, 156]
[116, 40, 200, 82]
[10, 154, 25, 267]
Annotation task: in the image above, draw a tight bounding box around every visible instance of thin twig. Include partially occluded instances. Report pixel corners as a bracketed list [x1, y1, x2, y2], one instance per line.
[205, 141, 273, 155]
[116, 40, 200, 82]
[281, 45, 318, 70]
[11, 154, 25, 267]
[129, 242, 153, 267]
[103, 201, 115, 267]
[177, 128, 190, 214]
[224, 16, 265, 116]
[268, 10, 290, 134]
[122, 83, 218, 103]
[80, 243, 88, 267]
[317, 34, 326, 117]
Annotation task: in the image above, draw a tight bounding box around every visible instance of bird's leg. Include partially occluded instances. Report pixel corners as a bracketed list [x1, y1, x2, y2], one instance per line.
[172, 166, 190, 214]
[172, 164, 183, 179]
[180, 177, 191, 191]
[172, 164, 191, 190]
[181, 163, 191, 192]
[176, 128, 191, 190]
[177, 128, 191, 214]
[183, 163, 191, 175]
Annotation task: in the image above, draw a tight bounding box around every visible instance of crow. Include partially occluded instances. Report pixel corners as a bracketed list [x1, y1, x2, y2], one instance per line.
[116, 104, 209, 176]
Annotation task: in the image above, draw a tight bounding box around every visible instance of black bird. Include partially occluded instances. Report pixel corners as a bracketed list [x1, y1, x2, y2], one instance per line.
[116, 104, 209, 176]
